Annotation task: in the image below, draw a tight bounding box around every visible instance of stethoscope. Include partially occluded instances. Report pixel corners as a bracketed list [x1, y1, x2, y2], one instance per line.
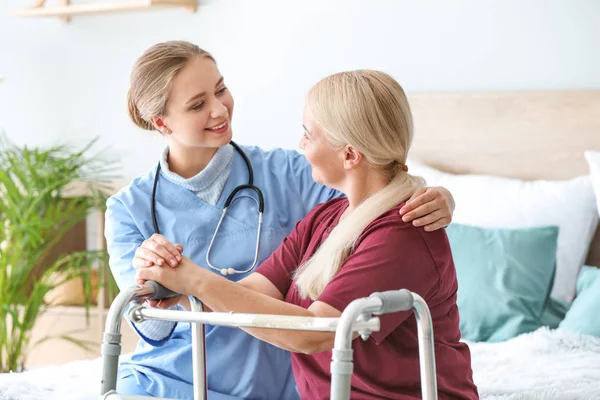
[151, 141, 264, 276]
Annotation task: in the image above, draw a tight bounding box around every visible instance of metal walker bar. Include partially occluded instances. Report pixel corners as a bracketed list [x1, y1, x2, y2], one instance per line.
[100, 281, 438, 400]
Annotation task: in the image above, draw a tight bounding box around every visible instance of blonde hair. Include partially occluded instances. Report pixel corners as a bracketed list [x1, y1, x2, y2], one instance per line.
[127, 41, 215, 131]
[294, 70, 425, 300]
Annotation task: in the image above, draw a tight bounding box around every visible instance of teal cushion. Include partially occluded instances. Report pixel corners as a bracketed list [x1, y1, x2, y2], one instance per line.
[559, 266, 600, 336]
[540, 296, 570, 328]
[446, 224, 558, 342]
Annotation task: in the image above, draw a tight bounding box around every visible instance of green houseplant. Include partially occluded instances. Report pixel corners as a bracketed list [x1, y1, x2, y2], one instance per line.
[0, 135, 118, 372]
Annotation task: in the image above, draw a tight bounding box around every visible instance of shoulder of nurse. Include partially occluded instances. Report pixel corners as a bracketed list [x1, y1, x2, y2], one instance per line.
[239, 145, 304, 169]
[107, 168, 155, 206]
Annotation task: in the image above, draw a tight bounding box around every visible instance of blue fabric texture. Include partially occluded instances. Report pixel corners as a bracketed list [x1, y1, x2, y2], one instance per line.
[132, 145, 233, 342]
[446, 223, 559, 342]
[117, 371, 243, 399]
[104, 145, 337, 399]
[130, 305, 178, 346]
[559, 265, 600, 336]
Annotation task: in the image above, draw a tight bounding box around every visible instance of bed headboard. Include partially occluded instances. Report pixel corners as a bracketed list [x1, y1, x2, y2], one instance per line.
[407, 90, 600, 267]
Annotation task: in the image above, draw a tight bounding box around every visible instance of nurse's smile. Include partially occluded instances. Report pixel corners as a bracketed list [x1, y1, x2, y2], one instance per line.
[206, 120, 229, 134]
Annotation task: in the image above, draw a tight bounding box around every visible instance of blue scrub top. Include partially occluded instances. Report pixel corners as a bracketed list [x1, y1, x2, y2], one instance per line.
[104, 145, 337, 399]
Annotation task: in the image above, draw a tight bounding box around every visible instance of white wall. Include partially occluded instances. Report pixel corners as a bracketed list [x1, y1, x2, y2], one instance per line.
[1, 0, 599, 181]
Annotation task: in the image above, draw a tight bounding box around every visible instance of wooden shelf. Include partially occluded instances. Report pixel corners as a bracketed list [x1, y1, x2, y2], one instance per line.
[11, 0, 197, 22]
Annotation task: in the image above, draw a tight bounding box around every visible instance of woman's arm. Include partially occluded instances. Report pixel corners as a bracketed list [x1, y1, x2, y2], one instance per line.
[137, 262, 340, 354]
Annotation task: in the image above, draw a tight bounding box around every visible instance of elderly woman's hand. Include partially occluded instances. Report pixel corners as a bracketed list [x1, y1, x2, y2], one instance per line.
[136, 256, 200, 299]
[400, 186, 455, 231]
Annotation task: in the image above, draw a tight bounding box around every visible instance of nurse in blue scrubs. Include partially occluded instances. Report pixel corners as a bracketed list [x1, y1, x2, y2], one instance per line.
[105, 41, 455, 399]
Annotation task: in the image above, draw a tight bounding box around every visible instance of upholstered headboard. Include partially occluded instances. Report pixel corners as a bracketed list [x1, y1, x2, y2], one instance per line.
[407, 90, 600, 267]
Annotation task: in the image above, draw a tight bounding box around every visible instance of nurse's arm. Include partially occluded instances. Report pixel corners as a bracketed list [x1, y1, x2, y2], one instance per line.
[105, 197, 180, 344]
[287, 150, 454, 231]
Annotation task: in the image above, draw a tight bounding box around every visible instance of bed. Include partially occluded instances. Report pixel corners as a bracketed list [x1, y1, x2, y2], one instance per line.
[1, 328, 599, 400]
[2, 90, 600, 399]
[409, 89, 600, 399]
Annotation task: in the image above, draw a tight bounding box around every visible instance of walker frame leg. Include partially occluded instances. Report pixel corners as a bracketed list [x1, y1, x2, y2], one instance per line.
[330, 289, 438, 400]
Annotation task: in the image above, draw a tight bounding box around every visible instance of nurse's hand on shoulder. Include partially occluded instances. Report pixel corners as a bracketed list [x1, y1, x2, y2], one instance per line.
[399, 186, 455, 232]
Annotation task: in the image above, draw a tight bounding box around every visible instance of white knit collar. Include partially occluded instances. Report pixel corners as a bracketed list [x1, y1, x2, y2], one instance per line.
[159, 145, 234, 191]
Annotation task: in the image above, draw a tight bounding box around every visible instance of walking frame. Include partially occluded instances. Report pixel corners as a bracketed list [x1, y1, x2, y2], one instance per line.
[100, 281, 438, 400]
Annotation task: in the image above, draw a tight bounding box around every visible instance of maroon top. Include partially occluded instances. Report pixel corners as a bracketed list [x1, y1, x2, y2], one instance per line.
[256, 198, 478, 400]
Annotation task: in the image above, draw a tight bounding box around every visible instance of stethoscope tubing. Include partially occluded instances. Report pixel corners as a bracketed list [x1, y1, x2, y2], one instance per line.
[151, 141, 264, 276]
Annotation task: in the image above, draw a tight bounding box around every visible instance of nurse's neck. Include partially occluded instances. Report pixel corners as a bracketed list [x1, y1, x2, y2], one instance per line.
[167, 144, 218, 179]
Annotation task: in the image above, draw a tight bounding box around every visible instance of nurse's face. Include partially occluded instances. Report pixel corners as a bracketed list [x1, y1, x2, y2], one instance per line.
[159, 56, 234, 149]
[299, 108, 346, 189]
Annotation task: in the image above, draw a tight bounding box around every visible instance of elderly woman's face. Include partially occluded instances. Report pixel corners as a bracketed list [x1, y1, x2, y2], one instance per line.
[299, 107, 346, 189]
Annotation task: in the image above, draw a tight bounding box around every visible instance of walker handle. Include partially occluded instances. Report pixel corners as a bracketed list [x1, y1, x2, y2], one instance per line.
[370, 289, 414, 314]
[145, 280, 181, 300]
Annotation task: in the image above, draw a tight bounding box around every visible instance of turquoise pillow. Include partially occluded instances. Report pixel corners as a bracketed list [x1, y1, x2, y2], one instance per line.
[446, 224, 558, 342]
[540, 296, 570, 328]
[559, 266, 600, 336]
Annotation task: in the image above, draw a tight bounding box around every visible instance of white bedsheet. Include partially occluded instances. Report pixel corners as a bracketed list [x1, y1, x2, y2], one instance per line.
[468, 328, 600, 400]
[1, 328, 599, 399]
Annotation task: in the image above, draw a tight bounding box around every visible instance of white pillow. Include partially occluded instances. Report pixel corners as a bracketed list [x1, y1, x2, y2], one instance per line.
[409, 160, 598, 302]
[585, 150, 600, 216]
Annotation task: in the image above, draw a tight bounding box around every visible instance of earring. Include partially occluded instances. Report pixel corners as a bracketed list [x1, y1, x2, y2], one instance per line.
[164, 128, 171, 134]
